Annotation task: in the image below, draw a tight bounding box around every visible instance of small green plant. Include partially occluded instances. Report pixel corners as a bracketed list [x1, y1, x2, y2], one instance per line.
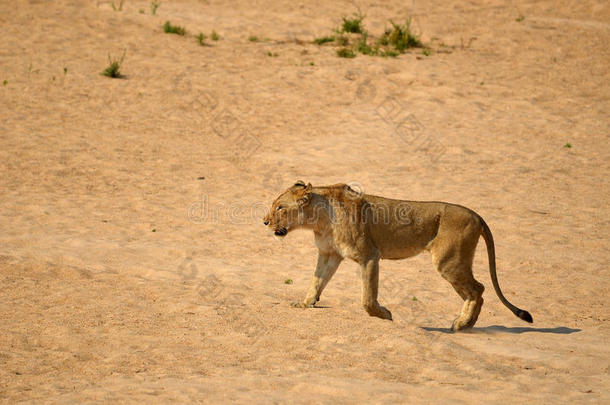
[267, 51, 279, 57]
[337, 47, 356, 58]
[313, 35, 335, 45]
[516, 15, 525, 22]
[63, 67, 68, 75]
[380, 49, 399, 58]
[210, 30, 220, 41]
[139, 8, 144, 14]
[100, 51, 125, 78]
[412, 296, 418, 301]
[381, 19, 422, 52]
[284, 279, 293, 285]
[341, 10, 365, 33]
[248, 35, 259, 42]
[163, 21, 185, 35]
[313, 10, 427, 59]
[196, 32, 207, 46]
[151, 0, 160, 15]
[111, 0, 124, 11]
[564, 142, 572, 148]
[309, 61, 315, 66]
[356, 32, 374, 55]
[2, 80, 7, 86]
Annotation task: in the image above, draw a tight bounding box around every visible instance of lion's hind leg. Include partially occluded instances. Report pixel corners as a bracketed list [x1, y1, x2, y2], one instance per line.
[438, 264, 485, 331]
[438, 260, 485, 331]
[452, 281, 484, 331]
[430, 228, 485, 331]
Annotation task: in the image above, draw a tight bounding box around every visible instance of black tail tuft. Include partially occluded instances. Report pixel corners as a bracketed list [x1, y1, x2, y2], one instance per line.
[517, 310, 533, 323]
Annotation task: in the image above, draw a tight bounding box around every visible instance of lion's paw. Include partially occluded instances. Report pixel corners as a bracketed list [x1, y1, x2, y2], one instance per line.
[365, 304, 393, 320]
[451, 317, 475, 332]
[291, 301, 314, 309]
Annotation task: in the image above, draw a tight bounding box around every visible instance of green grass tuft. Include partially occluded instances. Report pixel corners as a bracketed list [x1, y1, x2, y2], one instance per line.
[163, 21, 186, 35]
[381, 19, 422, 52]
[312, 10, 427, 59]
[284, 279, 293, 285]
[248, 35, 259, 42]
[100, 51, 125, 78]
[151, 0, 160, 15]
[380, 49, 399, 58]
[313, 36, 335, 45]
[356, 32, 375, 55]
[196, 32, 207, 46]
[341, 10, 365, 34]
[210, 30, 220, 41]
[337, 47, 356, 58]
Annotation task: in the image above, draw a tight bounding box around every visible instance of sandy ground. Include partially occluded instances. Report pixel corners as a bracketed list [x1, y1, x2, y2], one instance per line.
[1, 0, 609, 403]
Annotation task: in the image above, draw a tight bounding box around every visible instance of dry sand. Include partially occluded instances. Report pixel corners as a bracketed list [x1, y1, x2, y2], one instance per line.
[1, 0, 609, 403]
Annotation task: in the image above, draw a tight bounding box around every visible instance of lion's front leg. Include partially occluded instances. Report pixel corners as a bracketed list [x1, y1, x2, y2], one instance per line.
[292, 252, 342, 308]
[360, 252, 392, 320]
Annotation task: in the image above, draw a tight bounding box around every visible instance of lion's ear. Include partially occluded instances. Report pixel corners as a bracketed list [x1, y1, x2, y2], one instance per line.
[294, 180, 306, 188]
[297, 183, 313, 206]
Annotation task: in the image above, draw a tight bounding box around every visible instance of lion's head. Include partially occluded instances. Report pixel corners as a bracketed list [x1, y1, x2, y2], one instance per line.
[263, 180, 313, 237]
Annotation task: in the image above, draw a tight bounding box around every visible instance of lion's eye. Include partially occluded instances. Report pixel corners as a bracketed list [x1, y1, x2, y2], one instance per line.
[276, 205, 283, 211]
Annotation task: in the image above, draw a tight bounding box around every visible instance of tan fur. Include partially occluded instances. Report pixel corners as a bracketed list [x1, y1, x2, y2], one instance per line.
[263, 181, 532, 331]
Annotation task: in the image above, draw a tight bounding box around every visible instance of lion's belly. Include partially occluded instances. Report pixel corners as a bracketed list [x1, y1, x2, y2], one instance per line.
[379, 246, 423, 260]
[378, 240, 427, 260]
[370, 222, 434, 260]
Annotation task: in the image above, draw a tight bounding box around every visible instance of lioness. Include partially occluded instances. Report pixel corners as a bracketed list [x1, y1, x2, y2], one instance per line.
[263, 181, 533, 331]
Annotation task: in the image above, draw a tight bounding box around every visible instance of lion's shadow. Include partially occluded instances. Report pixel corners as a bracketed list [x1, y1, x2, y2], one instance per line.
[422, 325, 581, 335]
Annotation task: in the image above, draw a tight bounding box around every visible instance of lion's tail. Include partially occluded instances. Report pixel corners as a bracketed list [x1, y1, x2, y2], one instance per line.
[480, 217, 533, 323]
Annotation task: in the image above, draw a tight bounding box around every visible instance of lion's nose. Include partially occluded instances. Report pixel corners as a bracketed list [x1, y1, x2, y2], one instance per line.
[263, 220, 270, 226]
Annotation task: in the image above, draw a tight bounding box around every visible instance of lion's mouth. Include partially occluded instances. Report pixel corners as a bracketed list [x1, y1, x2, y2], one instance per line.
[274, 227, 287, 237]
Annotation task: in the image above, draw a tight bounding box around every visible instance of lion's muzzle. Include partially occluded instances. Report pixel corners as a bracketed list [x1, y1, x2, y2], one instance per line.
[274, 227, 287, 236]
